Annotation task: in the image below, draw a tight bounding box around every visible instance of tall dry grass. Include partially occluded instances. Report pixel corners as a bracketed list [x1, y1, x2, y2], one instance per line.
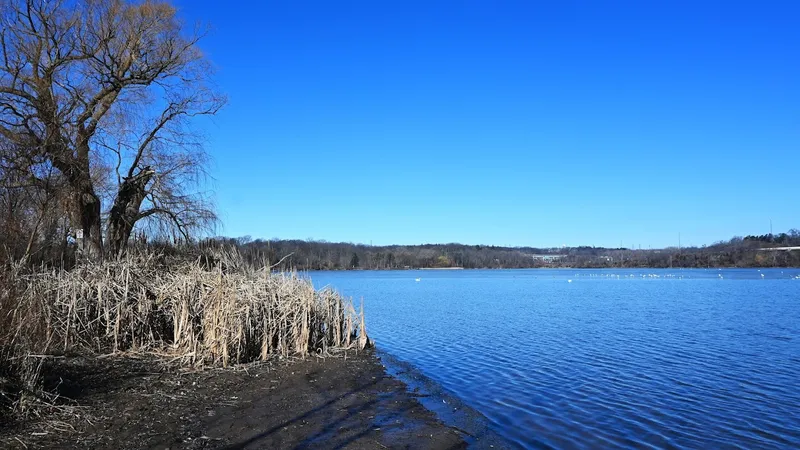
[1, 262, 52, 421]
[0, 248, 368, 419]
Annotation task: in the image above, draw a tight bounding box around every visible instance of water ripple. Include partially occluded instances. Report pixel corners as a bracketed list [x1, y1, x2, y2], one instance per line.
[310, 268, 800, 449]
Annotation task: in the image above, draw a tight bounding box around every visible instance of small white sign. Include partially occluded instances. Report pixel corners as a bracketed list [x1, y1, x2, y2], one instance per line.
[76, 229, 84, 239]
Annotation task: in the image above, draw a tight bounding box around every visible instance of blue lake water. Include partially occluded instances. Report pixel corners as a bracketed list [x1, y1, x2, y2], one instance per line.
[309, 268, 800, 449]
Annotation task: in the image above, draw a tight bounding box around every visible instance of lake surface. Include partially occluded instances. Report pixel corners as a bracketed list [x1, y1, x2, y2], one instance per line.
[308, 269, 800, 449]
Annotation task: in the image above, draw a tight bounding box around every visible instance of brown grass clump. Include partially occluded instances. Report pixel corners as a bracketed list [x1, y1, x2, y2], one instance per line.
[0, 248, 368, 420]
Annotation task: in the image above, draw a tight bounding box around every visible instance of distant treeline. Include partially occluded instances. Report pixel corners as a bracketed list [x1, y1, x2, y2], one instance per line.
[206, 230, 800, 270]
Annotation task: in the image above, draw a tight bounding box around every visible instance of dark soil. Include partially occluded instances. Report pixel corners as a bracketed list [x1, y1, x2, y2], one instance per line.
[0, 350, 467, 449]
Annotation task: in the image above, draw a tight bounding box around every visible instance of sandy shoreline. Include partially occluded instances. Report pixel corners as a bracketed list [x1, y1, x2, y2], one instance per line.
[1, 350, 467, 449]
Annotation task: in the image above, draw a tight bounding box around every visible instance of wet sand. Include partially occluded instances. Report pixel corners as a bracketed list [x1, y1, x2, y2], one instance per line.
[1, 350, 467, 449]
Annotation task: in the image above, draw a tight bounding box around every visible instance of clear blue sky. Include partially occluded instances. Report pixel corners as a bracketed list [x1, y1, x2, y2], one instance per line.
[175, 0, 799, 248]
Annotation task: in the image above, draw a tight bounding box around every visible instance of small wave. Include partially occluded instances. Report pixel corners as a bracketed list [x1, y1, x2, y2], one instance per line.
[312, 269, 800, 449]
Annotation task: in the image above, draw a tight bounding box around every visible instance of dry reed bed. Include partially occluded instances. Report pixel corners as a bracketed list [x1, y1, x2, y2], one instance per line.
[4, 254, 368, 369]
[2, 251, 369, 420]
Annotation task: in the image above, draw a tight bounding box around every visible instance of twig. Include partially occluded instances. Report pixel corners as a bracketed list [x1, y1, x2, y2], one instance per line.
[9, 355, 65, 360]
[269, 252, 295, 270]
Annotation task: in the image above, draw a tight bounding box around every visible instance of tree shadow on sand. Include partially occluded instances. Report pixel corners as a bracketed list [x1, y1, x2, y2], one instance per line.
[216, 376, 468, 450]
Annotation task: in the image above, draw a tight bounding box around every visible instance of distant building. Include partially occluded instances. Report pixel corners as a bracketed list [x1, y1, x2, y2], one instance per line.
[531, 254, 566, 262]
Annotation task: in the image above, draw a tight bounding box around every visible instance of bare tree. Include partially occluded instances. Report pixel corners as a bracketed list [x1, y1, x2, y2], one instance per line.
[0, 0, 224, 259]
[0, 137, 69, 262]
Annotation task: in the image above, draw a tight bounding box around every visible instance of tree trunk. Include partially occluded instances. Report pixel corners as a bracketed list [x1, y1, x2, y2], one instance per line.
[54, 152, 104, 261]
[47, 132, 106, 260]
[59, 156, 104, 261]
[106, 168, 155, 257]
[79, 190, 104, 260]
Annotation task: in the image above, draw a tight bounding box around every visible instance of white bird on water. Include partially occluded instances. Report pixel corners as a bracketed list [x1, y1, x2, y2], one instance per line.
[415, 278, 421, 282]
[568, 279, 573, 283]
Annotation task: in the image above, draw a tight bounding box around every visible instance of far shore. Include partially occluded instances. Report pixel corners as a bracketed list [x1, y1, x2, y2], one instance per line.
[302, 266, 800, 272]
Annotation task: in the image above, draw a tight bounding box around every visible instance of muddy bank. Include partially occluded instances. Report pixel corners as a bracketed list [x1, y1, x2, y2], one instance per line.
[1, 350, 467, 449]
